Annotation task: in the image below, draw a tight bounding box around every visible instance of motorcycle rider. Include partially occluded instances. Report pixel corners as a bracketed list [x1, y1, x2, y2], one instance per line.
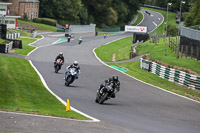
[98, 75, 120, 98]
[66, 61, 80, 79]
[54, 52, 64, 69]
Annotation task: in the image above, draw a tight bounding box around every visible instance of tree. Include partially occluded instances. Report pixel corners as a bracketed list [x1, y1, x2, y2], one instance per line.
[185, 0, 200, 27]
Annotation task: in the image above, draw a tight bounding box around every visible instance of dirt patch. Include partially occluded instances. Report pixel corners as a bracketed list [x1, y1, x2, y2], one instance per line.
[112, 54, 116, 62]
[10, 49, 15, 54]
[146, 56, 199, 76]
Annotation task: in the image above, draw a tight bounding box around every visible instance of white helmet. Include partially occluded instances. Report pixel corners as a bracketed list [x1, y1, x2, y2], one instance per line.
[59, 52, 63, 56]
[73, 61, 78, 66]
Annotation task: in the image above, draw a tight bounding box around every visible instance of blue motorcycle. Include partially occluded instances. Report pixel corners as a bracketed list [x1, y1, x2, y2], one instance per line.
[65, 68, 78, 86]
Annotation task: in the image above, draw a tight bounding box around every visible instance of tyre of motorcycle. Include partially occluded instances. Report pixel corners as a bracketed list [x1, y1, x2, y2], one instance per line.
[65, 76, 74, 86]
[55, 65, 59, 73]
[99, 92, 108, 104]
[95, 90, 100, 103]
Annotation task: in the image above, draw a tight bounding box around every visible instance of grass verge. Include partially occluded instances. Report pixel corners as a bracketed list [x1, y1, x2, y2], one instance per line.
[133, 11, 144, 26]
[137, 37, 200, 75]
[95, 37, 133, 62]
[141, 7, 178, 35]
[14, 38, 37, 55]
[18, 20, 58, 32]
[0, 55, 88, 120]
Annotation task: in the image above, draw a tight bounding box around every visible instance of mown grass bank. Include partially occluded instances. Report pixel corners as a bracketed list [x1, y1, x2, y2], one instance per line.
[0, 55, 88, 120]
[133, 11, 144, 26]
[18, 20, 58, 32]
[95, 37, 133, 62]
[14, 37, 37, 55]
[95, 37, 200, 101]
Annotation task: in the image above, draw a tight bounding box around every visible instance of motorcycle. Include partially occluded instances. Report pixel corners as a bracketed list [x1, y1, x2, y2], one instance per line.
[65, 68, 78, 86]
[95, 83, 115, 104]
[54, 59, 63, 73]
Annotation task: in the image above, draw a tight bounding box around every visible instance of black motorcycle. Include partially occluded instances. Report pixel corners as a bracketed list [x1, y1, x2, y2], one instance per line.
[95, 83, 115, 104]
[54, 59, 63, 73]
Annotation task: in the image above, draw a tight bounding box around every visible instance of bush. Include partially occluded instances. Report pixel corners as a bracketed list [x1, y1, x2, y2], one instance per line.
[33, 18, 57, 26]
[33, 18, 42, 23]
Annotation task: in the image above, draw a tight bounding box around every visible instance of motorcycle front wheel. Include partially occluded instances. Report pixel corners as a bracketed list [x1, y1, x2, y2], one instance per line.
[99, 93, 108, 104]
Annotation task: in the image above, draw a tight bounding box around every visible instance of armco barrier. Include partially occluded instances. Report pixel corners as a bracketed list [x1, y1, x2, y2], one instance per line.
[140, 57, 200, 90]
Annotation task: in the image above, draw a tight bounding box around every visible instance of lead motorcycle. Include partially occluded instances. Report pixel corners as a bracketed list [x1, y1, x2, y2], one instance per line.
[65, 67, 78, 86]
[95, 83, 115, 104]
[54, 59, 63, 73]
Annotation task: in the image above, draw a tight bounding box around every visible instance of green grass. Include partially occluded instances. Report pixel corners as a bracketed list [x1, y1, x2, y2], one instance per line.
[0, 55, 88, 120]
[18, 20, 58, 32]
[7, 29, 33, 37]
[14, 38, 37, 55]
[95, 37, 133, 62]
[109, 62, 200, 101]
[97, 32, 114, 36]
[133, 11, 144, 26]
[141, 7, 178, 35]
[0, 39, 10, 44]
[137, 38, 200, 75]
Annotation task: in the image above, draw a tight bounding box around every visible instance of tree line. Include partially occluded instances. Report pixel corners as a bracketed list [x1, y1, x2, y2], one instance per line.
[142, 0, 200, 27]
[38, 0, 143, 27]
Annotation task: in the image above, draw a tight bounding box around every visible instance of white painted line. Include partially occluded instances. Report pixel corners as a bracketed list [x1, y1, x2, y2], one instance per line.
[0, 110, 94, 122]
[48, 34, 65, 37]
[29, 60, 100, 122]
[27, 35, 44, 56]
[153, 21, 158, 27]
[93, 40, 200, 104]
[148, 10, 164, 33]
[151, 14, 153, 17]
[137, 11, 145, 26]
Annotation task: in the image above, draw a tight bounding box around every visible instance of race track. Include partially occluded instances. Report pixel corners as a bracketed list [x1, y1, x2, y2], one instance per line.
[1, 9, 200, 133]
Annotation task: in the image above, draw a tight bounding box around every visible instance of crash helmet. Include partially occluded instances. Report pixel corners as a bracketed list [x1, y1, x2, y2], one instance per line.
[112, 75, 118, 81]
[73, 61, 78, 66]
[105, 79, 109, 83]
[108, 78, 112, 82]
[59, 52, 63, 56]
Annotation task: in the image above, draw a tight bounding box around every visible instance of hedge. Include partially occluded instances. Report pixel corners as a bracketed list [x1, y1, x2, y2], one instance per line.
[33, 18, 57, 26]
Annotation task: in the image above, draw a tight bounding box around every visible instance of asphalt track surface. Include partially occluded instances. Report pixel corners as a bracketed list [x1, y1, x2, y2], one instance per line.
[1, 9, 200, 133]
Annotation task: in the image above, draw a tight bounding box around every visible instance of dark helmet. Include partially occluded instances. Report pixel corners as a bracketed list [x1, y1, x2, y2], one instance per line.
[112, 75, 118, 81]
[108, 78, 112, 82]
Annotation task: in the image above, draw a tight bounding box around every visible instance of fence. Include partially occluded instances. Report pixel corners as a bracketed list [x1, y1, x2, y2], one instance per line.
[140, 57, 200, 91]
[180, 26, 200, 60]
[6, 33, 20, 39]
[0, 41, 13, 53]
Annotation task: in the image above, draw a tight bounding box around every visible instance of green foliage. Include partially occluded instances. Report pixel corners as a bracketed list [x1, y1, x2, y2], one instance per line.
[0, 39, 10, 44]
[24, 13, 28, 21]
[167, 24, 178, 36]
[39, 0, 140, 27]
[185, 0, 200, 27]
[143, 0, 190, 12]
[33, 18, 57, 26]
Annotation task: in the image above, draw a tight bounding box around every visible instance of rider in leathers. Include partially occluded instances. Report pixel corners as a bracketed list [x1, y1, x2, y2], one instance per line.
[98, 75, 120, 98]
[54, 52, 64, 69]
[66, 61, 80, 79]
